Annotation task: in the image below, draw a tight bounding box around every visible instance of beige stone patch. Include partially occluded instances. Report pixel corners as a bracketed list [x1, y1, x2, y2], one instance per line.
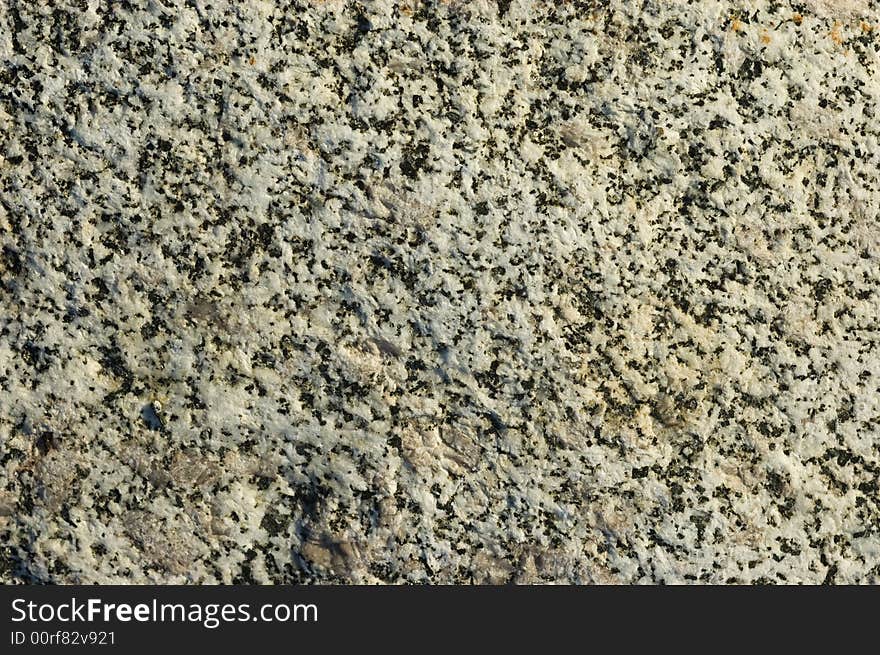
[34, 450, 81, 512]
[299, 530, 363, 579]
[122, 510, 207, 575]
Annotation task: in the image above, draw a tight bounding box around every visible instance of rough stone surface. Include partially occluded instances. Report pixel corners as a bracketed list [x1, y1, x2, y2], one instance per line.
[1, 0, 879, 584]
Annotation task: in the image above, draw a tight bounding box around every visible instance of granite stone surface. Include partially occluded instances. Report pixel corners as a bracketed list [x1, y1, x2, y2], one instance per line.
[1, 0, 879, 584]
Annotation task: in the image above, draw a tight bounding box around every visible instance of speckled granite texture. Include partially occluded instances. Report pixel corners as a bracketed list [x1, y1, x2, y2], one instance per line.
[1, 0, 879, 584]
